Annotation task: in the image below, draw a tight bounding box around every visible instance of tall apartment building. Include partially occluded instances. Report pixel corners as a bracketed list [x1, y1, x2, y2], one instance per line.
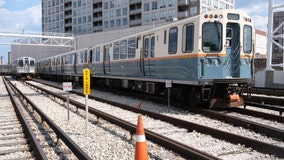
[42, 0, 235, 35]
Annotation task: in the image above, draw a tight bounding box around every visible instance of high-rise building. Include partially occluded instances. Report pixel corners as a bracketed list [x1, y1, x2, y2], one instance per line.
[42, 0, 235, 35]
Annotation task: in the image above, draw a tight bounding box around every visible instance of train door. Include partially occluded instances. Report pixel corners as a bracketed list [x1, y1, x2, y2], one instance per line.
[87, 49, 93, 69]
[103, 45, 111, 74]
[225, 23, 240, 78]
[141, 34, 155, 76]
[61, 56, 64, 73]
[74, 52, 77, 74]
[24, 58, 29, 73]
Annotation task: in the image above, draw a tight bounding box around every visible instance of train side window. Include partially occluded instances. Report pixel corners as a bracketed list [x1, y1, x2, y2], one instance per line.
[144, 38, 149, 58]
[89, 50, 93, 63]
[80, 51, 84, 63]
[95, 47, 100, 62]
[182, 24, 194, 53]
[66, 54, 73, 64]
[202, 22, 222, 52]
[168, 27, 178, 54]
[19, 60, 23, 67]
[151, 36, 155, 57]
[113, 42, 119, 60]
[164, 30, 167, 44]
[120, 40, 127, 59]
[243, 25, 252, 53]
[128, 38, 136, 58]
[84, 50, 88, 63]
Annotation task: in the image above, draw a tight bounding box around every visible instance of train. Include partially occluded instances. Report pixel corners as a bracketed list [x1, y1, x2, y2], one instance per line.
[11, 57, 36, 80]
[36, 9, 254, 108]
[0, 64, 11, 75]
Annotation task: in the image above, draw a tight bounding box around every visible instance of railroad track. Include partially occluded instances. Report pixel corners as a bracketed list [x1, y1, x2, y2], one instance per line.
[1, 76, 91, 160]
[0, 76, 47, 159]
[5, 77, 184, 159]
[27, 78, 284, 159]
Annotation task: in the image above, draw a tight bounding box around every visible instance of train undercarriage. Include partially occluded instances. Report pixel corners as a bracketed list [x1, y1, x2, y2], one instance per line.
[53, 74, 251, 109]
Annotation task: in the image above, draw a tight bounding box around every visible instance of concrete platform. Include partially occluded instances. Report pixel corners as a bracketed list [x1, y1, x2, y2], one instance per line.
[254, 70, 284, 88]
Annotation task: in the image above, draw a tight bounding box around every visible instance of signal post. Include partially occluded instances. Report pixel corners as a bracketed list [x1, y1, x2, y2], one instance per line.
[83, 68, 91, 135]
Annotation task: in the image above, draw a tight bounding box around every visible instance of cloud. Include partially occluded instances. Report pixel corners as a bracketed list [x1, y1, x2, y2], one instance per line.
[0, 4, 41, 33]
[0, 0, 5, 7]
[238, 2, 269, 32]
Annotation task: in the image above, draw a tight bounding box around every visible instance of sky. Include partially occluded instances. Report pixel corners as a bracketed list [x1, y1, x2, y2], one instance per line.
[0, 0, 283, 63]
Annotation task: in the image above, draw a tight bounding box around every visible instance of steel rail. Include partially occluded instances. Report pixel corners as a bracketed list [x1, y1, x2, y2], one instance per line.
[28, 80, 284, 158]
[194, 108, 284, 141]
[3, 77, 48, 160]
[6, 79, 92, 160]
[28, 78, 221, 160]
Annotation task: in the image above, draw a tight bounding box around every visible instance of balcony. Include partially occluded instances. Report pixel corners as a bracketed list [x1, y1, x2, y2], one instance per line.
[178, 11, 190, 19]
[93, 7, 103, 13]
[178, 0, 190, 6]
[93, 0, 102, 3]
[65, 21, 72, 27]
[93, 26, 103, 32]
[129, 0, 141, 5]
[129, 19, 142, 27]
[129, 8, 142, 15]
[93, 17, 103, 22]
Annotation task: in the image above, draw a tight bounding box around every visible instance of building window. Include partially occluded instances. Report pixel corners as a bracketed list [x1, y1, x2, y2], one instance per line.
[88, 15, 92, 22]
[110, 1, 115, 8]
[123, 8, 128, 15]
[144, 3, 150, 11]
[152, 1, 158, 10]
[116, 19, 121, 26]
[104, 2, 108, 9]
[159, 0, 166, 8]
[116, 9, 121, 16]
[123, 18, 128, 25]
[104, 21, 109, 28]
[160, 10, 166, 20]
[169, 0, 175, 7]
[152, 12, 158, 21]
[190, 7, 197, 16]
[110, 20, 115, 28]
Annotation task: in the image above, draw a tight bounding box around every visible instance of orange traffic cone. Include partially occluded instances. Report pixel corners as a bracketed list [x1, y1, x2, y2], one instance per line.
[134, 114, 148, 160]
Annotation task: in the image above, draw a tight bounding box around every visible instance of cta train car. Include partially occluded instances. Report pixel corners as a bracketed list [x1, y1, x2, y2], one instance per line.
[0, 64, 11, 75]
[36, 9, 254, 108]
[12, 57, 36, 80]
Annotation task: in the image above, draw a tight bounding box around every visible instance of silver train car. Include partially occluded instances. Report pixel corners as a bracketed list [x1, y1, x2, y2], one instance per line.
[36, 9, 254, 108]
[0, 64, 11, 75]
[12, 57, 36, 79]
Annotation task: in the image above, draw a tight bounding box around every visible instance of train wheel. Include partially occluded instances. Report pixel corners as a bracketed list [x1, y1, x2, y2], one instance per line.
[188, 89, 200, 108]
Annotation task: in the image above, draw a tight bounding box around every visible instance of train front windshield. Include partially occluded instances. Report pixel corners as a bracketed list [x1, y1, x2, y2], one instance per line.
[202, 22, 222, 52]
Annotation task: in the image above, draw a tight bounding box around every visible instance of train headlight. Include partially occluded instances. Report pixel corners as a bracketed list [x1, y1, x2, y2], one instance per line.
[204, 58, 212, 66]
[213, 58, 221, 66]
